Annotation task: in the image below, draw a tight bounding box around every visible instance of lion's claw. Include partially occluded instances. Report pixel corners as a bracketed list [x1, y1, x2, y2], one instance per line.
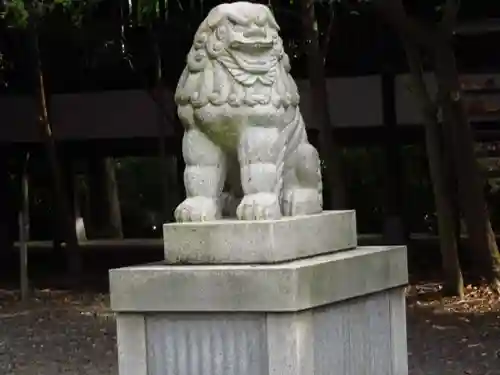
[282, 188, 322, 216]
[174, 197, 220, 222]
[236, 193, 281, 220]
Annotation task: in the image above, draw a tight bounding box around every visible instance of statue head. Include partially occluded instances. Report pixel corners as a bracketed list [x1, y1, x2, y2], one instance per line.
[186, 2, 284, 75]
[176, 2, 297, 108]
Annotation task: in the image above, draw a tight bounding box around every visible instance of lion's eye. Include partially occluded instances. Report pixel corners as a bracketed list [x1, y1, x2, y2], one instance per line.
[216, 26, 227, 39]
[255, 15, 265, 26]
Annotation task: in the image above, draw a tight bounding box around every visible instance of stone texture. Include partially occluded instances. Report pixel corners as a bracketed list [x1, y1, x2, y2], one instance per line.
[174, 2, 323, 222]
[310, 288, 407, 375]
[114, 288, 407, 375]
[163, 210, 356, 264]
[116, 314, 147, 375]
[146, 314, 268, 375]
[266, 310, 314, 375]
[389, 287, 409, 374]
[110, 245, 407, 312]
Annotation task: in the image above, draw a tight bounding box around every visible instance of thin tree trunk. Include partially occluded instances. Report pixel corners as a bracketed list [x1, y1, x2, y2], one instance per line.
[381, 71, 406, 244]
[87, 157, 123, 238]
[299, 0, 346, 209]
[19, 153, 30, 302]
[434, 44, 500, 290]
[0, 152, 14, 253]
[404, 40, 463, 297]
[28, 18, 82, 278]
[67, 162, 89, 242]
[105, 158, 123, 238]
[321, 2, 336, 65]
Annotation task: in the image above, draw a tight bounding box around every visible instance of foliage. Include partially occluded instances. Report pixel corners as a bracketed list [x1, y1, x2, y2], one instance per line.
[0, 0, 100, 28]
[1, 0, 29, 27]
[136, 0, 162, 25]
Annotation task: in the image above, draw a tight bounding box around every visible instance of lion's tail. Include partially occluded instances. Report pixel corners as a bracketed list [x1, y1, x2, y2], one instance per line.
[273, 107, 307, 200]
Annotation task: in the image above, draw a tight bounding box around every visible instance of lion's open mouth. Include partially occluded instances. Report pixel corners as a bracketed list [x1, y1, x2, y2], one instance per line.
[228, 39, 276, 73]
[230, 40, 274, 53]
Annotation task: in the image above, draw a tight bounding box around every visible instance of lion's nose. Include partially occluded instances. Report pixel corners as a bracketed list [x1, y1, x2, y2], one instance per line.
[243, 25, 266, 38]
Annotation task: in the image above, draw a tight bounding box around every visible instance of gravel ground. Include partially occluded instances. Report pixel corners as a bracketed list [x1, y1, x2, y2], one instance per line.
[0, 286, 499, 375]
[407, 283, 500, 375]
[0, 291, 116, 375]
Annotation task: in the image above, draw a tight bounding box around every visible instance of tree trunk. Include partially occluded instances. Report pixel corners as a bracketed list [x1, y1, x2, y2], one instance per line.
[403, 40, 463, 297]
[381, 71, 406, 244]
[19, 153, 30, 302]
[0, 152, 15, 254]
[434, 43, 500, 290]
[28, 19, 82, 278]
[63, 158, 88, 242]
[374, 0, 500, 290]
[105, 158, 123, 238]
[299, 0, 347, 209]
[87, 157, 123, 239]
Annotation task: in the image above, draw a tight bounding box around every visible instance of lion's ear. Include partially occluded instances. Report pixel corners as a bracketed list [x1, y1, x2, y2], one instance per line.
[264, 6, 280, 30]
[205, 7, 225, 29]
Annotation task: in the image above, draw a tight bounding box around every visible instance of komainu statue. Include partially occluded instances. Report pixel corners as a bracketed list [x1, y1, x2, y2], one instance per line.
[174, 1, 323, 222]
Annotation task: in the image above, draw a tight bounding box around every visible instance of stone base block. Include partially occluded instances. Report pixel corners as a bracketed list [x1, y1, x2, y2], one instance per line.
[162, 210, 356, 264]
[110, 245, 409, 375]
[110, 246, 406, 312]
[116, 288, 407, 375]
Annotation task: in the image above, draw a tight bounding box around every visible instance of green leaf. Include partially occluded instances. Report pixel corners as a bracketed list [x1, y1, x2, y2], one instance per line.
[0, 0, 102, 28]
[1, 0, 29, 28]
[137, 0, 160, 25]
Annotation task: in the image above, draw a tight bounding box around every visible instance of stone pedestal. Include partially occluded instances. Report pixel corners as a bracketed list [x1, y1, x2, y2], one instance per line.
[162, 210, 357, 264]
[109, 211, 409, 375]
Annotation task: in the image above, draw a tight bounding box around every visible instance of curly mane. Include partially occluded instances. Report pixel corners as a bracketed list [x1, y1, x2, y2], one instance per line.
[174, 8, 300, 110]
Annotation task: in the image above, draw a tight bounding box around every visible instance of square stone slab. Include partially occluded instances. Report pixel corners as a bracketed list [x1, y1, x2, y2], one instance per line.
[163, 210, 357, 264]
[110, 245, 407, 312]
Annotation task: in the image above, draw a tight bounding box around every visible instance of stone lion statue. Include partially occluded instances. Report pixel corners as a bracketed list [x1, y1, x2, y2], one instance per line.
[174, 1, 322, 222]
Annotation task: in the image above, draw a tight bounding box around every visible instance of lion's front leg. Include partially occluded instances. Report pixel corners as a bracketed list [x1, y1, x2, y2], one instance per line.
[237, 127, 281, 220]
[175, 128, 226, 222]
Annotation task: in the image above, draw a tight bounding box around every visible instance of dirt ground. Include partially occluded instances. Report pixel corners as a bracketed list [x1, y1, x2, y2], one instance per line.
[0, 283, 499, 375]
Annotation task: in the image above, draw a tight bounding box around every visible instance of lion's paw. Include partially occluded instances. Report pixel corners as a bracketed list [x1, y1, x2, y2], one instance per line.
[282, 188, 322, 217]
[175, 197, 220, 222]
[236, 193, 281, 221]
